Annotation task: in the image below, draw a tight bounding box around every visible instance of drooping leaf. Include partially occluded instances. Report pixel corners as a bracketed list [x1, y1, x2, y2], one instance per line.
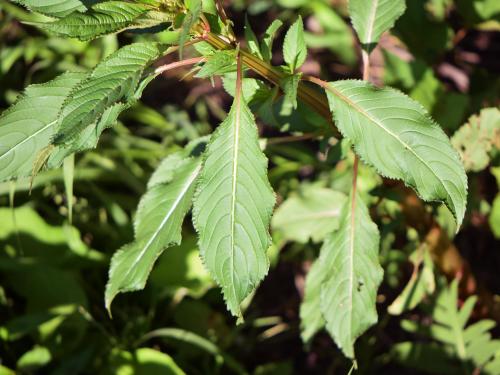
[300, 260, 326, 343]
[349, 0, 406, 51]
[53, 42, 164, 145]
[319, 191, 383, 358]
[192, 78, 276, 319]
[272, 184, 346, 244]
[0, 72, 85, 182]
[111, 348, 185, 375]
[283, 16, 306, 72]
[12, 0, 87, 18]
[29, 2, 166, 41]
[452, 107, 500, 172]
[105, 157, 202, 312]
[323, 80, 467, 226]
[279, 73, 301, 115]
[261, 20, 283, 62]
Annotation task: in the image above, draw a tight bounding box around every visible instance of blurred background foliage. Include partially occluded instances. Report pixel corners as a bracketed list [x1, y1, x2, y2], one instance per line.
[0, 0, 499, 374]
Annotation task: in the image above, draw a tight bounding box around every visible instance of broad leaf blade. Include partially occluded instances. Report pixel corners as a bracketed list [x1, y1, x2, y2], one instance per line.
[349, 0, 406, 51]
[319, 191, 383, 358]
[283, 16, 306, 72]
[30, 1, 162, 41]
[193, 85, 275, 319]
[324, 80, 467, 226]
[0, 72, 85, 182]
[272, 185, 346, 244]
[13, 0, 87, 17]
[105, 157, 202, 312]
[53, 42, 163, 145]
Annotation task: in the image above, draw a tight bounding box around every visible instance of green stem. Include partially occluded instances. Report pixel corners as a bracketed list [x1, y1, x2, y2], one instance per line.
[203, 32, 339, 137]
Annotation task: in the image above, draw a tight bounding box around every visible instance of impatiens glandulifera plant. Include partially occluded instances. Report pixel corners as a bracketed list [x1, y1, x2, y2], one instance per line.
[0, 0, 468, 361]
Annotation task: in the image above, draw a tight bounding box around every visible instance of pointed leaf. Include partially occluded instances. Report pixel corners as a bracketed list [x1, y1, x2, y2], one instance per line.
[53, 42, 163, 145]
[193, 84, 275, 319]
[105, 157, 202, 311]
[283, 16, 306, 72]
[324, 80, 467, 226]
[319, 191, 383, 358]
[12, 0, 87, 18]
[30, 2, 159, 41]
[0, 72, 85, 182]
[261, 20, 282, 62]
[244, 16, 262, 59]
[280, 73, 301, 115]
[349, 0, 406, 51]
[179, 0, 201, 58]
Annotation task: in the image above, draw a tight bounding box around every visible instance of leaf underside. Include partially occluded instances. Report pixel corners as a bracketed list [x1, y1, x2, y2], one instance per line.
[105, 156, 202, 311]
[53, 42, 163, 145]
[193, 90, 275, 319]
[325, 80, 467, 226]
[0, 72, 85, 182]
[319, 191, 383, 358]
[349, 0, 406, 50]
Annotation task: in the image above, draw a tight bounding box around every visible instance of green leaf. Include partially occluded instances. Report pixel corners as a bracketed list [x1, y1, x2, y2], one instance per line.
[195, 50, 237, 79]
[30, 2, 161, 41]
[272, 184, 346, 244]
[63, 154, 75, 224]
[12, 0, 87, 18]
[261, 20, 283, 62]
[279, 73, 301, 115]
[17, 346, 51, 371]
[283, 16, 306, 72]
[179, 0, 201, 58]
[300, 259, 326, 342]
[111, 348, 185, 375]
[452, 107, 500, 172]
[245, 16, 263, 59]
[193, 80, 276, 319]
[105, 156, 202, 312]
[319, 191, 383, 358]
[349, 0, 406, 51]
[53, 42, 163, 145]
[0, 72, 85, 182]
[388, 245, 435, 315]
[489, 194, 500, 238]
[324, 80, 468, 227]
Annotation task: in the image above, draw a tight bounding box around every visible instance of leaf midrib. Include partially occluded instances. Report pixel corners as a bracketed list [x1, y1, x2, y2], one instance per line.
[365, 0, 379, 43]
[128, 163, 201, 271]
[327, 83, 455, 212]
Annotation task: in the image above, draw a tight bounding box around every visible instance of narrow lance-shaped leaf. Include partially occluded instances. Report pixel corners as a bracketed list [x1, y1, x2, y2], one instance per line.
[105, 156, 202, 312]
[12, 0, 87, 18]
[29, 1, 172, 41]
[323, 80, 467, 226]
[283, 16, 306, 72]
[193, 59, 276, 319]
[53, 42, 164, 145]
[0, 72, 85, 182]
[319, 190, 383, 358]
[349, 0, 406, 51]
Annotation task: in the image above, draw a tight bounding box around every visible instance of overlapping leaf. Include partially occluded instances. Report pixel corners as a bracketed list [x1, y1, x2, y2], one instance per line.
[105, 156, 202, 312]
[0, 72, 85, 182]
[32, 1, 168, 41]
[272, 185, 346, 244]
[13, 0, 87, 18]
[193, 82, 275, 319]
[300, 259, 326, 343]
[319, 191, 383, 358]
[53, 42, 163, 145]
[324, 80, 467, 226]
[349, 0, 406, 50]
